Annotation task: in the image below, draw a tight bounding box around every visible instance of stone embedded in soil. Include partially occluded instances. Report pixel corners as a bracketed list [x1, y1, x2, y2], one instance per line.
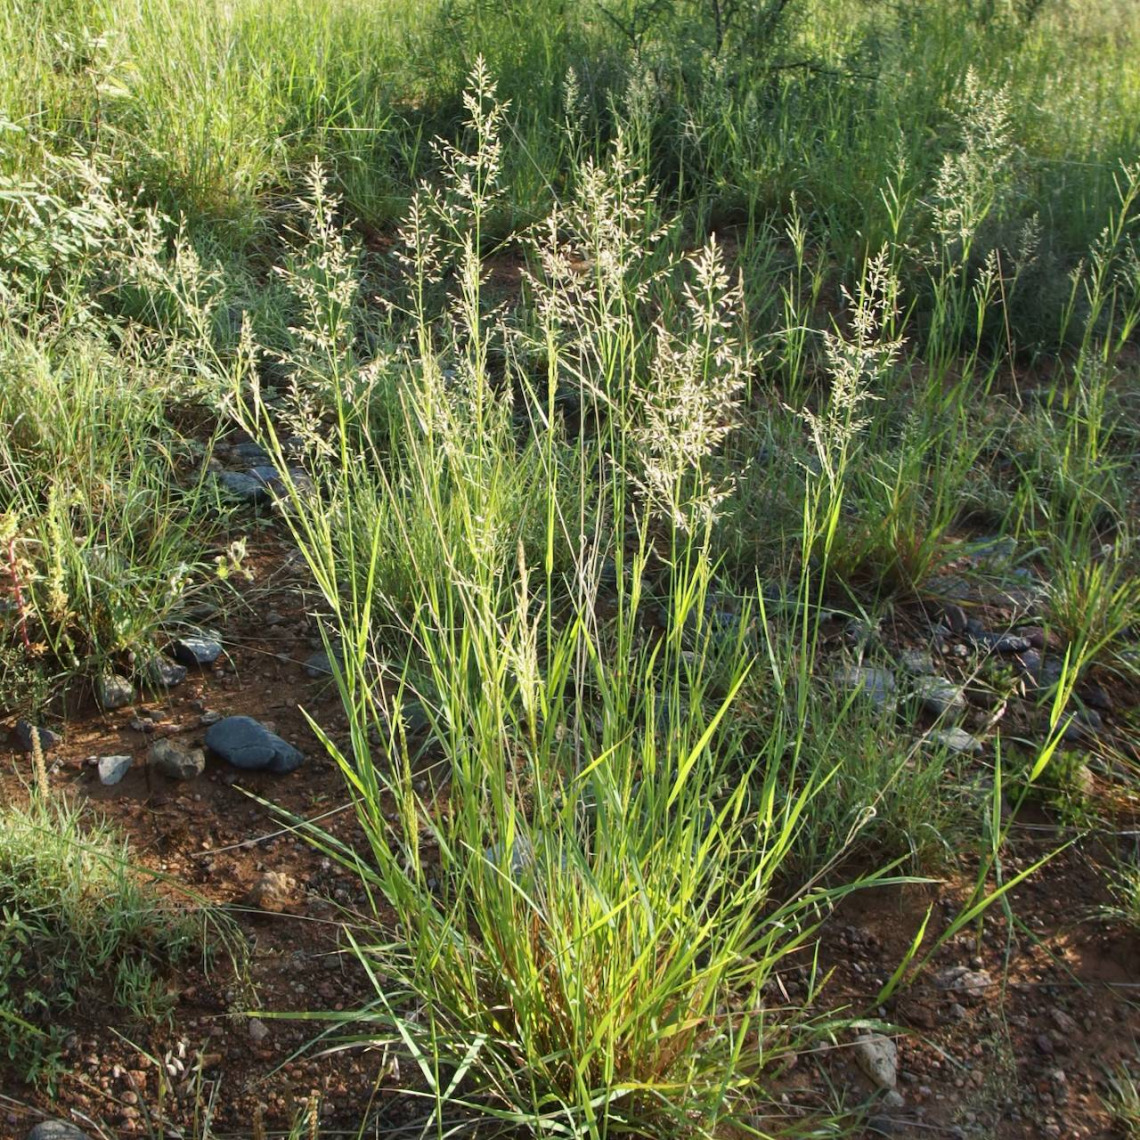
[230, 440, 271, 465]
[898, 649, 935, 676]
[913, 676, 967, 718]
[214, 470, 271, 505]
[303, 649, 340, 679]
[144, 655, 187, 688]
[247, 871, 296, 913]
[941, 603, 969, 634]
[854, 1033, 899, 1090]
[171, 634, 223, 667]
[485, 834, 537, 884]
[925, 727, 983, 755]
[249, 465, 314, 497]
[1050, 1007, 1078, 1035]
[1079, 681, 1113, 711]
[248, 1017, 271, 1044]
[379, 696, 432, 740]
[13, 719, 62, 753]
[149, 738, 206, 780]
[204, 715, 305, 774]
[832, 665, 896, 707]
[95, 673, 135, 711]
[97, 754, 133, 786]
[934, 966, 993, 1001]
[975, 631, 1033, 654]
[27, 1123, 93, 1140]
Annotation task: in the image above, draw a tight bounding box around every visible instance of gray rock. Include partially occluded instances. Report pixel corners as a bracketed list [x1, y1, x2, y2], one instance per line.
[969, 534, 1017, 559]
[149, 738, 206, 780]
[1079, 682, 1113, 711]
[976, 631, 1033, 654]
[97, 754, 133, 786]
[381, 697, 432, 740]
[485, 834, 536, 884]
[215, 470, 271, 505]
[171, 634, 223, 667]
[230, 441, 271, 464]
[913, 676, 967, 718]
[28, 1123, 93, 1140]
[866, 1115, 899, 1136]
[95, 673, 135, 711]
[144, 655, 187, 688]
[898, 649, 935, 676]
[249, 465, 314, 498]
[854, 1032, 898, 1090]
[934, 966, 992, 1000]
[832, 665, 896, 707]
[942, 603, 969, 634]
[925, 727, 983, 755]
[13, 720, 62, 753]
[248, 1017, 270, 1044]
[204, 716, 304, 774]
[303, 650, 340, 679]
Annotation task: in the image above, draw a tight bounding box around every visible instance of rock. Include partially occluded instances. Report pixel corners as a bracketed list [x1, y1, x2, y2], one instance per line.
[27, 1123, 93, 1140]
[1015, 648, 1042, 680]
[248, 1017, 270, 1044]
[913, 676, 967, 718]
[485, 834, 536, 884]
[976, 631, 1033, 654]
[1078, 706, 1104, 731]
[941, 603, 968, 634]
[95, 673, 135, 711]
[215, 470, 271, 505]
[854, 1032, 898, 1090]
[832, 666, 896, 707]
[247, 871, 296, 913]
[149, 739, 206, 780]
[13, 720, 62, 753]
[1079, 681, 1113, 711]
[303, 650, 340, 679]
[1063, 708, 1103, 744]
[144, 655, 187, 688]
[230, 441, 271, 465]
[881, 1090, 905, 1109]
[171, 635, 223, 667]
[866, 1115, 899, 1135]
[1049, 1008, 1078, 1035]
[199, 710, 222, 727]
[97, 754, 133, 786]
[204, 716, 305, 774]
[925, 727, 983, 755]
[249, 465, 314, 498]
[934, 966, 992, 1001]
[898, 649, 935, 676]
[381, 697, 433, 740]
[965, 535, 1017, 565]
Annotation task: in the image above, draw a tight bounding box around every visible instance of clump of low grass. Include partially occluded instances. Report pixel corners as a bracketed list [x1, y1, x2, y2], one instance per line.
[0, 796, 225, 1087]
[1106, 1055, 1140, 1138]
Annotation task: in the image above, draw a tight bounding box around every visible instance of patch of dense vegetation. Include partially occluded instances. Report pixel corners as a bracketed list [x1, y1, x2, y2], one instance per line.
[1, 0, 1138, 1135]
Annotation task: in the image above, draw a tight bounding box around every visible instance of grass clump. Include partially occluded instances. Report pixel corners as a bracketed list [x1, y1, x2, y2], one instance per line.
[0, 796, 219, 1087]
[224, 69, 916, 1138]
